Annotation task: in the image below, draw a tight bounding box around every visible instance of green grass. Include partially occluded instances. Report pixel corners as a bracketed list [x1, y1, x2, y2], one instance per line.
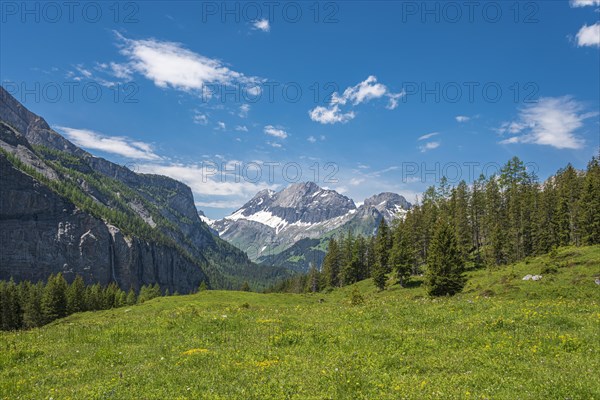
[1, 246, 599, 399]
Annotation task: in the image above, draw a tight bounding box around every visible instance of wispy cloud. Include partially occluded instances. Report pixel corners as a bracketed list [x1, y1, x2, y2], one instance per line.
[309, 76, 404, 124]
[418, 132, 440, 141]
[239, 104, 250, 118]
[264, 125, 288, 139]
[307, 136, 317, 143]
[455, 115, 471, 123]
[576, 22, 600, 47]
[570, 0, 600, 7]
[110, 32, 261, 93]
[252, 19, 270, 32]
[193, 112, 208, 125]
[55, 126, 162, 160]
[235, 125, 248, 132]
[498, 96, 596, 149]
[419, 141, 440, 153]
[216, 121, 226, 131]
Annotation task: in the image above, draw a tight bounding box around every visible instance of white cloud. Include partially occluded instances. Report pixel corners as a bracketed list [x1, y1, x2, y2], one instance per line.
[267, 141, 282, 148]
[193, 112, 208, 125]
[309, 76, 404, 124]
[307, 136, 317, 143]
[576, 22, 600, 47]
[498, 96, 596, 149]
[253, 19, 270, 32]
[570, 0, 600, 7]
[349, 178, 365, 186]
[239, 104, 250, 118]
[216, 121, 226, 131]
[112, 32, 261, 92]
[419, 141, 440, 153]
[455, 115, 471, 123]
[235, 125, 248, 132]
[137, 162, 276, 200]
[264, 125, 288, 139]
[418, 132, 440, 141]
[56, 126, 162, 160]
[309, 104, 355, 124]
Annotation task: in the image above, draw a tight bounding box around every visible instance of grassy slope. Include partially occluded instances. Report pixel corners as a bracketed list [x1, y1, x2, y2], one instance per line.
[1, 246, 599, 399]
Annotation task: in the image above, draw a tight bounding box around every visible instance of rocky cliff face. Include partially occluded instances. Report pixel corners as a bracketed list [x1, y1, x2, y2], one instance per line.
[0, 87, 288, 291]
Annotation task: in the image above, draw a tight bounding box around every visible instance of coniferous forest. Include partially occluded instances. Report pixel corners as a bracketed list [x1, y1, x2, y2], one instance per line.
[269, 157, 600, 294]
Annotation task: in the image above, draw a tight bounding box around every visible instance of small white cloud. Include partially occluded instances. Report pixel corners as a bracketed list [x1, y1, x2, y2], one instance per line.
[498, 96, 596, 149]
[193, 112, 208, 125]
[576, 22, 600, 47]
[239, 104, 250, 118]
[309, 104, 355, 124]
[309, 76, 403, 124]
[349, 178, 365, 186]
[419, 141, 440, 153]
[320, 135, 326, 141]
[267, 141, 282, 148]
[56, 126, 162, 160]
[235, 125, 248, 132]
[253, 19, 270, 32]
[570, 0, 600, 7]
[216, 121, 226, 131]
[264, 125, 288, 139]
[307, 136, 317, 143]
[455, 115, 471, 123]
[418, 132, 440, 141]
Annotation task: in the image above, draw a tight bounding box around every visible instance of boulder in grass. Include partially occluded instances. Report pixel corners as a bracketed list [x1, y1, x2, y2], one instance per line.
[522, 275, 533, 281]
[531, 275, 542, 281]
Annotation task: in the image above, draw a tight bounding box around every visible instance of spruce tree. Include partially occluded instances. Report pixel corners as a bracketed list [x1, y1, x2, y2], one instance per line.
[425, 221, 466, 296]
[390, 223, 415, 287]
[66, 275, 86, 314]
[41, 273, 68, 323]
[322, 238, 341, 287]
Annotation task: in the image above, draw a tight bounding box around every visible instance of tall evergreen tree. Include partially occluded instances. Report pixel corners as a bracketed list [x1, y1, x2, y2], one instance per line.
[67, 275, 86, 314]
[390, 223, 415, 287]
[41, 273, 68, 323]
[425, 221, 466, 296]
[322, 238, 341, 287]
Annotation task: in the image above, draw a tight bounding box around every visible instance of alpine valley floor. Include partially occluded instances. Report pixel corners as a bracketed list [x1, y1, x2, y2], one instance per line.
[1, 245, 599, 399]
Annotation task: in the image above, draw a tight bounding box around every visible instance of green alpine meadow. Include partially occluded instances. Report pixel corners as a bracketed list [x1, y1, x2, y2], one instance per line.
[1, 246, 599, 399]
[1, 1, 600, 399]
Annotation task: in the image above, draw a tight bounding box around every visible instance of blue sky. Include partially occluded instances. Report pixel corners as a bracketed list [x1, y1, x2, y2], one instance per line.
[1, 0, 599, 218]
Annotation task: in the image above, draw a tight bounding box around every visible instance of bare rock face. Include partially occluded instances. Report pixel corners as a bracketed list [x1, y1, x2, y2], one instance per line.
[0, 153, 206, 293]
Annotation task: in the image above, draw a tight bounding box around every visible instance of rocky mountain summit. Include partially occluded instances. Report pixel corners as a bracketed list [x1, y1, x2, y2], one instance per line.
[209, 182, 411, 271]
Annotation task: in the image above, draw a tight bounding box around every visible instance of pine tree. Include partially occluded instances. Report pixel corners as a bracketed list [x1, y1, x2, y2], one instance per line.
[240, 281, 251, 292]
[375, 218, 391, 273]
[451, 180, 472, 262]
[22, 282, 44, 329]
[126, 288, 137, 305]
[322, 238, 341, 287]
[306, 263, 320, 293]
[41, 273, 68, 323]
[390, 223, 415, 287]
[425, 221, 466, 296]
[578, 158, 600, 245]
[66, 275, 86, 314]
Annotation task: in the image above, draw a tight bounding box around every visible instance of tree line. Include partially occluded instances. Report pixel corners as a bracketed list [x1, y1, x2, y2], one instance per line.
[0, 274, 166, 331]
[268, 157, 600, 295]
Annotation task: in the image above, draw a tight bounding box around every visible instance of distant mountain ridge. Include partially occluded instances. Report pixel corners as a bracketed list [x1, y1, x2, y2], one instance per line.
[0, 86, 290, 291]
[208, 183, 411, 271]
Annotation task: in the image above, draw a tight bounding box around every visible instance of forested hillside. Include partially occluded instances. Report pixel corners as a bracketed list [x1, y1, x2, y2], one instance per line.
[271, 157, 600, 293]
